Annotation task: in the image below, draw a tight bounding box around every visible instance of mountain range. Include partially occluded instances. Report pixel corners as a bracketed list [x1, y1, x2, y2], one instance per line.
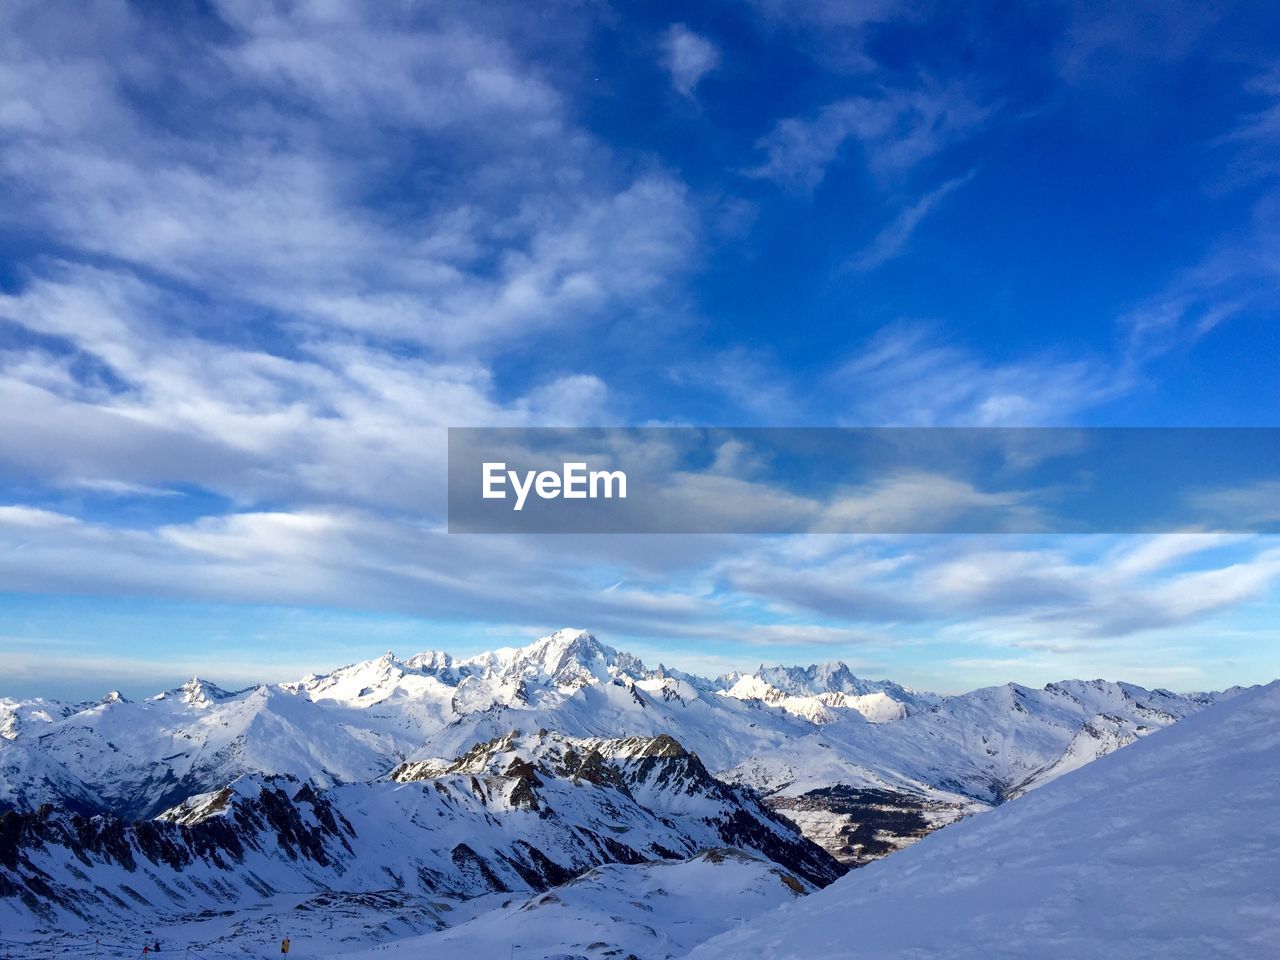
[0, 628, 1251, 952]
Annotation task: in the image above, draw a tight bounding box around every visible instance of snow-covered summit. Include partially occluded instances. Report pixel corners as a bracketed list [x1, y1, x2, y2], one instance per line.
[721, 674, 912, 724]
[714, 659, 938, 722]
[0, 628, 1248, 873]
[501, 628, 620, 681]
[289, 631, 923, 723]
[756, 660, 929, 701]
[152, 676, 238, 706]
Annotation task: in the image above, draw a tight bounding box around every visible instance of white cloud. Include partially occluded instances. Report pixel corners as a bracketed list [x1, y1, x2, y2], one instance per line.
[1105, 533, 1245, 579]
[1114, 67, 1280, 363]
[814, 471, 1039, 533]
[0, 0, 707, 519]
[663, 25, 720, 97]
[0, 0, 1275, 697]
[716, 533, 1280, 644]
[831, 323, 1127, 426]
[666, 347, 802, 423]
[0, 2, 697, 355]
[848, 170, 975, 271]
[1190, 481, 1280, 529]
[748, 81, 992, 192]
[1, 493, 1277, 688]
[0, 266, 626, 514]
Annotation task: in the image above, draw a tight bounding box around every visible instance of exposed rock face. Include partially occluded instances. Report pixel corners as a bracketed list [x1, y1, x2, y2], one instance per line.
[1, 732, 843, 931]
[767, 786, 968, 866]
[394, 730, 846, 889]
[0, 777, 353, 924]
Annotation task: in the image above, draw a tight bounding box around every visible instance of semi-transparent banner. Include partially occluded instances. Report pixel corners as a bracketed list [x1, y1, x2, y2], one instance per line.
[447, 427, 1280, 534]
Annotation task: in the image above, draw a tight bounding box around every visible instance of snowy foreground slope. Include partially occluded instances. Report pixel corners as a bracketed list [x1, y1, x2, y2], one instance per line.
[339, 850, 811, 960]
[687, 680, 1280, 960]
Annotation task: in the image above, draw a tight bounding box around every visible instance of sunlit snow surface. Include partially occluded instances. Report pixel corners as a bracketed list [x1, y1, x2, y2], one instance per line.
[689, 680, 1280, 960]
[0, 631, 1268, 959]
[0, 631, 1229, 822]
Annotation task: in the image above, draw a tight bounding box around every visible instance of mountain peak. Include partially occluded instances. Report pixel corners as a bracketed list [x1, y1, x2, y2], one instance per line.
[516, 629, 615, 681]
[405, 649, 453, 671]
[754, 661, 858, 695]
[479, 629, 654, 689]
[177, 676, 234, 705]
[538, 627, 599, 648]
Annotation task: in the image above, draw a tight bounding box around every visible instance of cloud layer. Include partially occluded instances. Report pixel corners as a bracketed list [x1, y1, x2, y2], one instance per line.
[0, 0, 1277, 694]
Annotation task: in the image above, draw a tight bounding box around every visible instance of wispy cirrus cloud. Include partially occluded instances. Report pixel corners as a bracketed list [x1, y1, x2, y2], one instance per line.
[716, 533, 1280, 644]
[829, 323, 1128, 426]
[847, 170, 976, 271]
[1113, 64, 1280, 365]
[747, 81, 992, 192]
[0, 0, 697, 521]
[3, 498, 1274, 677]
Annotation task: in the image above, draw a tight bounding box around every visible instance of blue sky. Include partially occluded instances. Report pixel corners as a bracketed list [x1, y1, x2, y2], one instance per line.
[1, 0, 1279, 699]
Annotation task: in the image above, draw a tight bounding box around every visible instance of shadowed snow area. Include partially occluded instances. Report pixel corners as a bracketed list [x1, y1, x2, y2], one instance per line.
[338, 850, 810, 960]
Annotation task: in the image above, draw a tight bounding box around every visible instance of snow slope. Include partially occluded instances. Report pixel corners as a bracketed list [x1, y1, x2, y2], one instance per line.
[687, 680, 1280, 960]
[0, 730, 840, 934]
[0, 736, 97, 814]
[12, 680, 410, 818]
[338, 850, 811, 960]
[1, 696, 84, 740]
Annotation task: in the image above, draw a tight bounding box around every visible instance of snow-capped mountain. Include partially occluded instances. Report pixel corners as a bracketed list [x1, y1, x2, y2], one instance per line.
[725, 662, 938, 722]
[0, 729, 840, 935]
[722, 677, 1230, 864]
[720, 674, 916, 724]
[687, 678, 1280, 960]
[6, 679, 410, 819]
[0, 630, 1238, 868]
[390, 728, 841, 888]
[1, 629, 884, 820]
[0, 628, 1262, 957]
[1, 696, 86, 740]
[0, 737, 99, 815]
